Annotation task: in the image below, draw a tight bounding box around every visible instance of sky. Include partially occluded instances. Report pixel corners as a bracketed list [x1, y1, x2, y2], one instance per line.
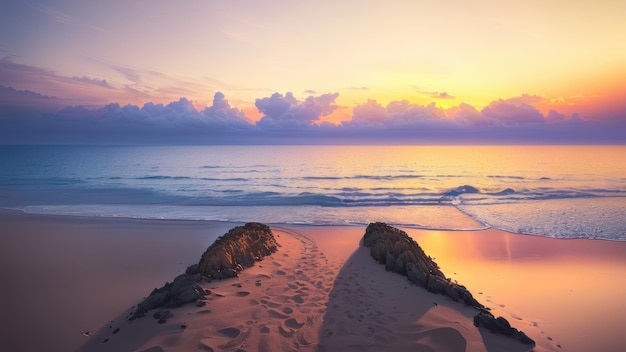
[1, 0, 625, 144]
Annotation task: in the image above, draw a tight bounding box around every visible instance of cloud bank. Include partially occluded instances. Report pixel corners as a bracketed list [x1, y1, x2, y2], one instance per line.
[255, 92, 339, 129]
[1, 87, 625, 144]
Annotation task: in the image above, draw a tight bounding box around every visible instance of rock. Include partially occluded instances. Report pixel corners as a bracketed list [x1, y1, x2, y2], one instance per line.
[406, 262, 427, 286]
[363, 222, 534, 346]
[129, 223, 276, 321]
[364, 222, 445, 280]
[384, 250, 395, 272]
[185, 264, 199, 275]
[363, 222, 477, 307]
[426, 275, 449, 295]
[129, 273, 206, 320]
[445, 283, 463, 301]
[197, 223, 277, 280]
[474, 311, 535, 346]
[157, 310, 172, 324]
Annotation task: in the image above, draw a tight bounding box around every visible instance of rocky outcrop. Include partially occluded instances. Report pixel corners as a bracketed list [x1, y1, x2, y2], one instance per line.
[363, 222, 481, 307]
[129, 272, 209, 320]
[197, 222, 277, 279]
[362, 222, 535, 347]
[129, 222, 277, 320]
[474, 311, 535, 345]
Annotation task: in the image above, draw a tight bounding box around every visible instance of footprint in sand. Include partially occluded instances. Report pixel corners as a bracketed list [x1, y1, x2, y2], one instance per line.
[275, 270, 286, 275]
[266, 301, 282, 308]
[236, 291, 250, 297]
[268, 310, 289, 319]
[292, 295, 305, 304]
[278, 325, 294, 337]
[217, 327, 241, 339]
[297, 332, 312, 346]
[285, 318, 305, 329]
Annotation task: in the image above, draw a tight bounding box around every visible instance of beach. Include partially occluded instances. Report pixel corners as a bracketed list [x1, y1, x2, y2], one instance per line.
[2, 211, 626, 351]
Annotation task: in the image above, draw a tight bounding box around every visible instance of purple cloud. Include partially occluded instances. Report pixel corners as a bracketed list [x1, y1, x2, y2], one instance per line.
[545, 109, 567, 123]
[255, 92, 339, 129]
[71, 76, 113, 89]
[0, 92, 254, 144]
[452, 103, 491, 126]
[481, 99, 545, 125]
[202, 92, 251, 128]
[347, 100, 449, 129]
[348, 99, 388, 127]
[1, 79, 624, 144]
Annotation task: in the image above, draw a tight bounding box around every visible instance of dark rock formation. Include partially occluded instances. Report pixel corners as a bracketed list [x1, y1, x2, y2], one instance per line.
[197, 222, 277, 279]
[474, 311, 535, 345]
[129, 222, 277, 320]
[363, 222, 481, 307]
[363, 222, 535, 347]
[129, 272, 208, 320]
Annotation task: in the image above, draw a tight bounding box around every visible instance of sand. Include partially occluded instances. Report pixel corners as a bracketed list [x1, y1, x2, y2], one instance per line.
[2, 211, 626, 352]
[0, 211, 235, 352]
[403, 228, 626, 352]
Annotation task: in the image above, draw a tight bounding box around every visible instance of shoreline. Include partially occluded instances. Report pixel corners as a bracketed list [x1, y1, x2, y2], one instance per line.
[7, 206, 626, 243]
[2, 212, 626, 351]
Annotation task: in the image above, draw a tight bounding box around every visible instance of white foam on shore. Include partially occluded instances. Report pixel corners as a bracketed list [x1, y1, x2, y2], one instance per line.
[459, 197, 626, 241]
[14, 204, 487, 231]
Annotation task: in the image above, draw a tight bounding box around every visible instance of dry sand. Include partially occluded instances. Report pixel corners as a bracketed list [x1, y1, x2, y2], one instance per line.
[0, 210, 235, 352]
[2, 211, 626, 352]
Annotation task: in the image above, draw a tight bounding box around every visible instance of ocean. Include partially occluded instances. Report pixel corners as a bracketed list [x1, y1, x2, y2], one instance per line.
[1, 145, 625, 240]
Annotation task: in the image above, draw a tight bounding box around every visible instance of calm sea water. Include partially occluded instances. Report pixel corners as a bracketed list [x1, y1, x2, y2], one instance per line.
[1, 145, 625, 240]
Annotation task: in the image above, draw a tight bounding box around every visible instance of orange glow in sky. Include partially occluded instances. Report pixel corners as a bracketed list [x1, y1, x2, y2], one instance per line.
[1, 0, 625, 143]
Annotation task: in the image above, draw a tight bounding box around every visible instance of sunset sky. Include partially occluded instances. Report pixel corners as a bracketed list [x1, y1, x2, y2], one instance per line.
[1, 0, 625, 143]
